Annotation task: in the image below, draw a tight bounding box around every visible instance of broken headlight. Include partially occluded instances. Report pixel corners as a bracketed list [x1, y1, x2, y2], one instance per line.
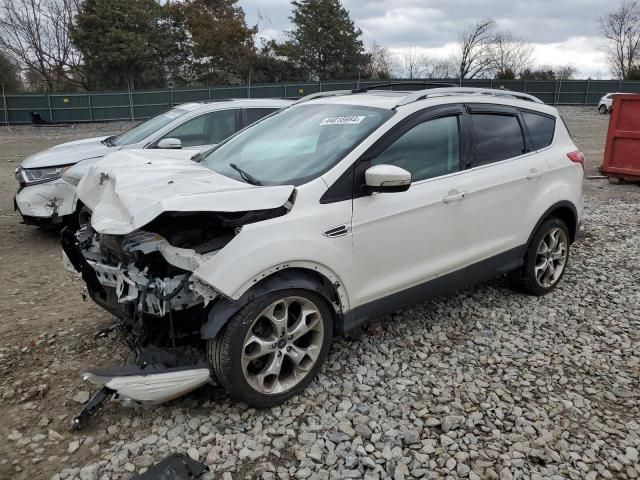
[18, 166, 70, 185]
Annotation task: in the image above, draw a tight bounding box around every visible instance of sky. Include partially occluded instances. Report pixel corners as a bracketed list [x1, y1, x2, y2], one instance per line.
[239, 0, 613, 78]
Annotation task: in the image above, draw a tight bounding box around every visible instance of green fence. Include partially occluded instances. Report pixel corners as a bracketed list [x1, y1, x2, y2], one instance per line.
[1, 79, 638, 125]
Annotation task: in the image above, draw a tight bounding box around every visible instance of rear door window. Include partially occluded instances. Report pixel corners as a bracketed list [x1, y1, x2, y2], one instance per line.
[470, 114, 525, 166]
[244, 108, 279, 127]
[521, 111, 555, 150]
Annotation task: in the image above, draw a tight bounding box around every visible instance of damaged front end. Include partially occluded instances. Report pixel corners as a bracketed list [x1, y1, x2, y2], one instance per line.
[61, 206, 289, 428]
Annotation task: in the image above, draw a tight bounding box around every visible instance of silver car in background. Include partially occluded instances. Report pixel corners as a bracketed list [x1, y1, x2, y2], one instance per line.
[14, 99, 292, 228]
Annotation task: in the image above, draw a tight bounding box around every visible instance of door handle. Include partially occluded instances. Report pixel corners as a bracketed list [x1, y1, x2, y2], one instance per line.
[526, 168, 543, 180]
[442, 190, 468, 204]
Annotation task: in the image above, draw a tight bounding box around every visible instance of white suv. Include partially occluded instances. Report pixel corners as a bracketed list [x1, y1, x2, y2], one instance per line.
[64, 87, 584, 408]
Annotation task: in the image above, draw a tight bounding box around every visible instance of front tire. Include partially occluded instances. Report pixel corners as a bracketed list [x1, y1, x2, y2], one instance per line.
[598, 105, 608, 115]
[208, 289, 333, 407]
[511, 217, 570, 296]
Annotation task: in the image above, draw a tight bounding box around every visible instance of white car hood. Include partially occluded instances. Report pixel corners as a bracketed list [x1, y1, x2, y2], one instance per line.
[78, 149, 295, 235]
[21, 136, 116, 168]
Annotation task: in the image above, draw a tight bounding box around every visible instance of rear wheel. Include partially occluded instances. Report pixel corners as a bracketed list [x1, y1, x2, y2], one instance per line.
[511, 217, 570, 296]
[208, 289, 333, 407]
[598, 105, 608, 115]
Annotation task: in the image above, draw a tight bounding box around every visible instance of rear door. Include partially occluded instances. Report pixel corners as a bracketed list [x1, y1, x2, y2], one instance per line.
[459, 104, 553, 264]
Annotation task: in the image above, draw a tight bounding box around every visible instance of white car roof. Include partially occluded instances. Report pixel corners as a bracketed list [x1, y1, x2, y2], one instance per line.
[176, 98, 293, 113]
[297, 88, 558, 116]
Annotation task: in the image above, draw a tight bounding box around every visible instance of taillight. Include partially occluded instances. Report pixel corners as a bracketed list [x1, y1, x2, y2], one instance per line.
[567, 151, 585, 169]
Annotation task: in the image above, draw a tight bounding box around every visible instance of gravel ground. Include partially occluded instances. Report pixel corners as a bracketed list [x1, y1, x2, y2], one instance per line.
[0, 108, 638, 480]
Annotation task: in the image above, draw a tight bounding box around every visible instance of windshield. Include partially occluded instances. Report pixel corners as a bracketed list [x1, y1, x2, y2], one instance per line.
[111, 107, 192, 146]
[201, 104, 393, 186]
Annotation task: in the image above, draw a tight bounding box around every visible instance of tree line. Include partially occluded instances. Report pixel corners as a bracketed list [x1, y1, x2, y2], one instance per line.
[0, 0, 633, 92]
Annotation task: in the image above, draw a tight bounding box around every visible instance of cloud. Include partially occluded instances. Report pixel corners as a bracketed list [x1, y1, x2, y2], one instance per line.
[239, 0, 613, 77]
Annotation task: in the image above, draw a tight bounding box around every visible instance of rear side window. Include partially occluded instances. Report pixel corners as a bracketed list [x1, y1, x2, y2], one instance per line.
[522, 111, 555, 150]
[245, 108, 279, 126]
[471, 114, 525, 165]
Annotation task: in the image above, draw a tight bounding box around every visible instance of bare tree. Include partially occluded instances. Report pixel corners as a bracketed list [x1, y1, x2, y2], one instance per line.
[422, 57, 456, 79]
[0, 0, 84, 90]
[400, 47, 429, 79]
[366, 41, 398, 79]
[599, 0, 640, 79]
[554, 64, 577, 80]
[455, 18, 500, 79]
[490, 32, 535, 78]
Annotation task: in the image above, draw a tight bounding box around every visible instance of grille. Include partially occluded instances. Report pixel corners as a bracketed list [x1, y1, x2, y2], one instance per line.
[94, 286, 134, 320]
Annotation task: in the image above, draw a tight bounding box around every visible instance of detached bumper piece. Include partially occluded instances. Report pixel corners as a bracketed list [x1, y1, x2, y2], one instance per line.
[82, 363, 211, 405]
[70, 386, 115, 432]
[71, 346, 211, 430]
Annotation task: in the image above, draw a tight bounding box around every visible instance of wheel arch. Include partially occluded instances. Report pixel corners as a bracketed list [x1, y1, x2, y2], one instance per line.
[200, 266, 346, 340]
[527, 201, 579, 249]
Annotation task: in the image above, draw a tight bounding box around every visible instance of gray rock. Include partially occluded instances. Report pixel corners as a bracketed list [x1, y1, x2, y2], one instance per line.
[440, 416, 465, 433]
[134, 455, 155, 468]
[187, 447, 199, 461]
[403, 430, 420, 445]
[298, 432, 316, 445]
[355, 424, 372, 440]
[79, 464, 98, 480]
[72, 391, 90, 404]
[68, 440, 80, 454]
[294, 467, 312, 479]
[140, 434, 159, 445]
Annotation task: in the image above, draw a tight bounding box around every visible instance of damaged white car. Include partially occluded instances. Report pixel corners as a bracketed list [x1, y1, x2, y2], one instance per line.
[14, 99, 291, 228]
[62, 86, 583, 426]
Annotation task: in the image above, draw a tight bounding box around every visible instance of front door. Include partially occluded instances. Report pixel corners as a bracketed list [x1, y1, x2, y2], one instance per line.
[351, 108, 476, 310]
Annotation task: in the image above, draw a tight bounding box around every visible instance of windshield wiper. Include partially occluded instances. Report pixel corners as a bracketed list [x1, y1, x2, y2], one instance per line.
[101, 135, 116, 147]
[229, 163, 262, 186]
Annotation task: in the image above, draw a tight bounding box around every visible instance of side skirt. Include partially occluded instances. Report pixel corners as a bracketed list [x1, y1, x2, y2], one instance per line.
[338, 245, 526, 334]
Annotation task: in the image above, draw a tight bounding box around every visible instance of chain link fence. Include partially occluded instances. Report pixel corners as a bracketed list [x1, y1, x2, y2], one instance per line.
[1, 79, 638, 125]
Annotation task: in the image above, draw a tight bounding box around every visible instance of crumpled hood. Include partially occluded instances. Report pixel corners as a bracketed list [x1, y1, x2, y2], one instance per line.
[77, 149, 295, 235]
[21, 136, 115, 168]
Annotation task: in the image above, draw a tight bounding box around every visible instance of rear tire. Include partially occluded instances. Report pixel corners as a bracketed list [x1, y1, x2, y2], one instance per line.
[510, 217, 570, 296]
[208, 289, 333, 407]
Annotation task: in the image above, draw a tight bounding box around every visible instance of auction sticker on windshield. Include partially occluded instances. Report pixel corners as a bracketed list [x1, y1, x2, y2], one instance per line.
[320, 116, 366, 126]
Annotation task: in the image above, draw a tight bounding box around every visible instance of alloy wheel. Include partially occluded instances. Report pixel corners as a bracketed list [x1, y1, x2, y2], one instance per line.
[241, 296, 324, 395]
[534, 227, 568, 288]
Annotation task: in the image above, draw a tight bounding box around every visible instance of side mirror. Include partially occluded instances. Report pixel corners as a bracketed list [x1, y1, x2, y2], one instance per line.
[156, 138, 182, 149]
[365, 164, 411, 193]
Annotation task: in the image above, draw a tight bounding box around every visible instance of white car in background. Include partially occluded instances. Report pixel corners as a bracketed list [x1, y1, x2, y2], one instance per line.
[598, 92, 630, 114]
[14, 99, 292, 228]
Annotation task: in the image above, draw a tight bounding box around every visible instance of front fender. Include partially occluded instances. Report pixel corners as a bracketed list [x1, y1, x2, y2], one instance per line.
[200, 267, 345, 339]
[192, 224, 353, 307]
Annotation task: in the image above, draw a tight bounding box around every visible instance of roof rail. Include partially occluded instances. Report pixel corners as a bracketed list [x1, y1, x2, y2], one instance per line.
[293, 90, 352, 104]
[351, 81, 457, 94]
[395, 87, 544, 107]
